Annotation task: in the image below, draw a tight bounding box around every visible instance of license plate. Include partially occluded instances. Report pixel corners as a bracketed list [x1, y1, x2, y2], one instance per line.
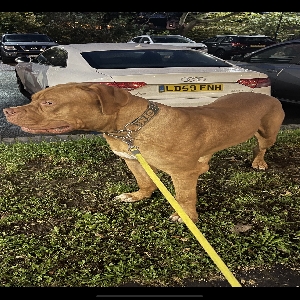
[250, 45, 266, 47]
[159, 83, 223, 93]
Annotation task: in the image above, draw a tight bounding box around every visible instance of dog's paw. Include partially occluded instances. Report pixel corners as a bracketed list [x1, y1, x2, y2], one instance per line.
[114, 193, 138, 202]
[252, 161, 268, 170]
[169, 212, 198, 223]
[169, 214, 184, 223]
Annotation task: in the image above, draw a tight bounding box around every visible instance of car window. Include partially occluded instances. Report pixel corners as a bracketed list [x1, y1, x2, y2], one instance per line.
[151, 36, 192, 43]
[132, 37, 142, 43]
[247, 43, 300, 64]
[140, 37, 150, 43]
[222, 36, 234, 43]
[204, 37, 217, 42]
[151, 37, 168, 43]
[215, 37, 225, 43]
[35, 47, 68, 67]
[81, 49, 231, 69]
[239, 37, 274, 43]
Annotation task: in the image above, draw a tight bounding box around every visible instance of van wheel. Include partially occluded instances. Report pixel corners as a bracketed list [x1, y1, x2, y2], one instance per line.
[2, 56, 13, 64]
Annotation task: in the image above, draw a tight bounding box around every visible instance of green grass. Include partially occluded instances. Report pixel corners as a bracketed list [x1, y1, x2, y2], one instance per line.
[0, 129, 299, 287]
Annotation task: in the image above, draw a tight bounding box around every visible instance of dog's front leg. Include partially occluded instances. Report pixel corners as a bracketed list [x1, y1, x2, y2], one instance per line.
[115, 158, 158, 202]
[169, 158, 210, 223]
[169, 171, 201, 223]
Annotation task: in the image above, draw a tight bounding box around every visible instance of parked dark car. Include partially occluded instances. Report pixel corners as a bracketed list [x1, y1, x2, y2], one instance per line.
[231, 39, 300, 104]
[0, 33, 58, 64]
[202, 35, 276, 59]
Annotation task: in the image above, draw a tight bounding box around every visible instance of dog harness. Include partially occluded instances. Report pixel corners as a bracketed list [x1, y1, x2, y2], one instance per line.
[103, 101, 159, 149]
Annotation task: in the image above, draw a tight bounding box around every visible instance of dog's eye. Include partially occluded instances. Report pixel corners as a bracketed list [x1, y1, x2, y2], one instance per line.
[41, 101, 53, 106]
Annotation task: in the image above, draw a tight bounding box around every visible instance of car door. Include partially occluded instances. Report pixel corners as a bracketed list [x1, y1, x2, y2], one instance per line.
[204, 36, 226, 54]
[270, 54, 300, 102]
[236, 42, 300, 103]
[202, 37, 216, 53]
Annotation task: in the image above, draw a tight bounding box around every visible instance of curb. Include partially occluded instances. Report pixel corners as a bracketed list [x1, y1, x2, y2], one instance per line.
[0, 133, 103, 144]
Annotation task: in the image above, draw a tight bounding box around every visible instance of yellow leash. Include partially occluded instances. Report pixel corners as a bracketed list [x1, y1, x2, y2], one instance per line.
[130, 147, 242, 287]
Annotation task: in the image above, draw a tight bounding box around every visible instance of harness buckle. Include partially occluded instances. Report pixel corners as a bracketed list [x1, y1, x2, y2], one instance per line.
[129, 145, 140, 155]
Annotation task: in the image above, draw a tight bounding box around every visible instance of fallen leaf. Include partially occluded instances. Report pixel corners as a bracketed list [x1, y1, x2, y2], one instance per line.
[232, 223, 253, 233]
[280, 191, 292, 196]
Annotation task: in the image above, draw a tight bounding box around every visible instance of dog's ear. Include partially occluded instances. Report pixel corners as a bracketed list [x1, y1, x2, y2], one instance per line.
[86, 84, 130, 115]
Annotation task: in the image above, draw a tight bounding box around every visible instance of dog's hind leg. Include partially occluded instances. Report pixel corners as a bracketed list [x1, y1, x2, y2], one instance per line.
[252, 127, 281, 170]
[115, 158, 158, 202]
[252, 103, 284, 170]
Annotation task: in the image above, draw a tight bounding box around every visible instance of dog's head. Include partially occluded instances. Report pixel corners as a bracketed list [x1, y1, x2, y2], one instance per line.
[3, 83, 130, 134]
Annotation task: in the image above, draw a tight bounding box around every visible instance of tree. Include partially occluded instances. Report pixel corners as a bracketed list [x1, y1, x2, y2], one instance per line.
[0, 12, 144, 44]
[33, 12, 144, 44]
[0, 12, 41, 34]
[177, 12, 300, 42]
[177, 12, 240, 36]
[1, 12, 300, 44]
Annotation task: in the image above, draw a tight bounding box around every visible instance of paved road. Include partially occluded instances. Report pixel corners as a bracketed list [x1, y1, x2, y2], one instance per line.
[0, 62, 32, 139]
[1, 61, 300, 142]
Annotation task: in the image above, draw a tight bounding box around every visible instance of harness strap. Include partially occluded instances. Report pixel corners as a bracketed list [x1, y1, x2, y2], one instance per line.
[103, 101, 159, 149]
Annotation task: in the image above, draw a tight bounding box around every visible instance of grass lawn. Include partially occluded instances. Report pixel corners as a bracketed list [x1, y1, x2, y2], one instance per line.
[0, 129, 299, 287]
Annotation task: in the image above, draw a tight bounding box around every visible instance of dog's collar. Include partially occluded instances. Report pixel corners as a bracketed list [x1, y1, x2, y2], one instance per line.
[103, 101, 159, 149]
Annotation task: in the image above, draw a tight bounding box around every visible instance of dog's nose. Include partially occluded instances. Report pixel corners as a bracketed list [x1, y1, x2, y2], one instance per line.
[3, 107, 17, 116]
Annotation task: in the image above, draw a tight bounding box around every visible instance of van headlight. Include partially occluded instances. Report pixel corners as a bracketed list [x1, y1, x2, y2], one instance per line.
[4, 45, 17, 50]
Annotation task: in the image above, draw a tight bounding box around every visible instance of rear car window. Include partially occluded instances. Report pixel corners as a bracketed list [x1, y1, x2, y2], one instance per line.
[247, 43, 300, 64]
[237, 37, 274, 43]
[81, 49, 231, 69]
[151, 36, 190, 43]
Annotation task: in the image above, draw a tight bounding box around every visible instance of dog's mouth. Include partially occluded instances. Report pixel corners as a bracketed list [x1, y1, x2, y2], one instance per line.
[21, 125, 73, 134]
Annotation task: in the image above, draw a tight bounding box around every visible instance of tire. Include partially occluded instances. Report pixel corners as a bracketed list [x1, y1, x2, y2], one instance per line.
[1, 56, 14, 64]
[214, 49, 228, 60]
[16, 72, 31, 99]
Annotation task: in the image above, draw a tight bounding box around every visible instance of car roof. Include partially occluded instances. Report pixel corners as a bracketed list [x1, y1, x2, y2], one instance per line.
[135, 34, 185, 38]
[253, 38, 300, 49]
[3, 33, 47, 36]
[282, 38, 300, 43]
[241, 38, 300, 57]
[58, 43, 194, 51]
[215, 34, 270, 37]
[150, 35, 183, 37]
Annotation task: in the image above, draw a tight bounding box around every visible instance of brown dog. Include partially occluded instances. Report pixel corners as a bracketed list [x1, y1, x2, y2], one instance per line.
[3, 83, 285, 223]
